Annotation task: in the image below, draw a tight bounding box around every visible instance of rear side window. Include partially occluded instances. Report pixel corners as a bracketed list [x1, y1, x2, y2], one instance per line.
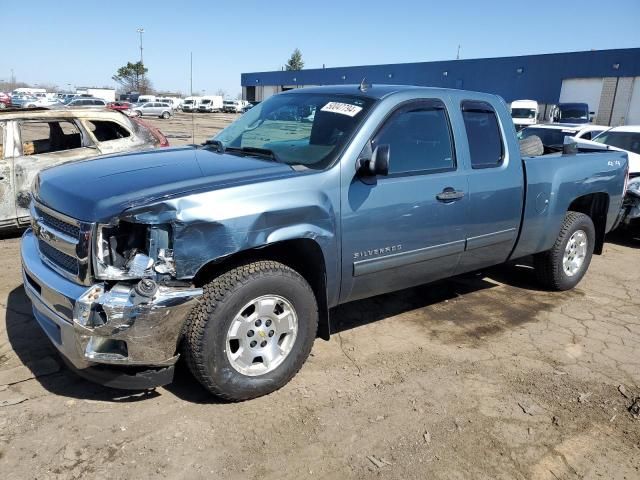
[86, 120, 131, 142]
[462, 101, 504, 169]
[373, 100, 455, 175]
[20, 121, 82, 155]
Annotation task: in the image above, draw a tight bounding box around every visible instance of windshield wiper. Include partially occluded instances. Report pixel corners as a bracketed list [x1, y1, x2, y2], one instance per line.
[202, 139, 225, 153]
[225, 146, 282, 163]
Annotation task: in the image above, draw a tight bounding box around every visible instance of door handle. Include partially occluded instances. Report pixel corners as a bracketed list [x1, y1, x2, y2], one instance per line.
[436, 188, 464, 202]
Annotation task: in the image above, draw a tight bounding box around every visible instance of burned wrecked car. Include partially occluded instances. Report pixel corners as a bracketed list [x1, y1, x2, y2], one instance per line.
[0, 108, 168, 231]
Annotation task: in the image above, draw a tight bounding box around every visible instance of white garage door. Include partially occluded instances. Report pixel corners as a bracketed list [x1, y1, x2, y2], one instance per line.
[559, 78, 604, 117]
[627, 78, 640, 125]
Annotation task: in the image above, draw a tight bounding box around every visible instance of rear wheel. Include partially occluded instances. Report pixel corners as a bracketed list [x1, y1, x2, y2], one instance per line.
[161, 111, 170, 119]
[534, 211, 595, 291]
[184, 261, 318, 401]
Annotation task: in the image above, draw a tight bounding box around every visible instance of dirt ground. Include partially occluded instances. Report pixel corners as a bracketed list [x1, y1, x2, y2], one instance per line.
[0, 113, 639, 479]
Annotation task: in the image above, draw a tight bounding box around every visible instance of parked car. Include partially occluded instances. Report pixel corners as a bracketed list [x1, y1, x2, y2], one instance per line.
[24, 97, 63, 108]
[591, 126, 640, 228]
[242, 102, 259, 113]
[197, 96, 223, 113]
[65, 97, 107, 108]
[20, 85, 628, 400]
[0, 108, 169, 231]
[517, 123, 607, 153]
[0, 92, 11, 109]
[549, 102, 594, 124]
[11, 94, 37, 108]
[132, 102, 172, 119]
[107, 101, 132, 112]
[510, 99, 539, 131]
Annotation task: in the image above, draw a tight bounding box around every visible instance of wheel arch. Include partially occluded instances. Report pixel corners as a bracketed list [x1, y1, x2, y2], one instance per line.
[568, 192, 609, 254]
[192, 238, 331, 340]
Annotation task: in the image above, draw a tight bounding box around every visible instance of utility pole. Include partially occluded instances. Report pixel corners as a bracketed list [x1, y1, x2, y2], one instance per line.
[137, 28, 145, 92]
[456, 45, 461, 60]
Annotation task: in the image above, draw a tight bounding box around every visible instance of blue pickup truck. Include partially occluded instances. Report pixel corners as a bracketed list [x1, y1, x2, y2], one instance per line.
[21, 85, 628, 400]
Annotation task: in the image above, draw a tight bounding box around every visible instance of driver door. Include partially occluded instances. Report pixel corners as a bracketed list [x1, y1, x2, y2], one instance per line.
[339, 99, 468, 303]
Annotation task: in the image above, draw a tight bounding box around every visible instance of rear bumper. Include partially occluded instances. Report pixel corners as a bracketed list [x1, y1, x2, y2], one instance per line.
[21, 229, 202, 389]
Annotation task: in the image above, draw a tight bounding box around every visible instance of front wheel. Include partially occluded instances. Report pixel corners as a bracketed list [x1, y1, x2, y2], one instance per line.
[134, 110, 142, 117]
[184, 261, 318, 401]
[534, 211, 595, 291]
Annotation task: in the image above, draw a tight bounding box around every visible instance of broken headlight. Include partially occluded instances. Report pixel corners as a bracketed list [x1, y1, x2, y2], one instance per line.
[627, 178, 640, 198]
[93, 222, 176, 281]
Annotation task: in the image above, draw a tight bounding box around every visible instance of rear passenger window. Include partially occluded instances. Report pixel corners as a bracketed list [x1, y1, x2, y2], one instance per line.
[20, 121, 82, 155]
[373, 101, 455, 175]
[86, 120, 131, 142]
[461, 101, 504, 169]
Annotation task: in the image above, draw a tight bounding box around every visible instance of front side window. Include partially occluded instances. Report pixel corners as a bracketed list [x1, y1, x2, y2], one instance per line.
[462, 101, 504, 169]
[86, 120, 131, 142]
[214, 93, 376, 169]
[20, 120, 82, 155]
[372, 101, 455, 175]
[593, 131, 640, 154]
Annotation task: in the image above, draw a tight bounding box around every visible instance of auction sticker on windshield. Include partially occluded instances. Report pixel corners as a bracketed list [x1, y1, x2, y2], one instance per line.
[321, 102, 363, 117]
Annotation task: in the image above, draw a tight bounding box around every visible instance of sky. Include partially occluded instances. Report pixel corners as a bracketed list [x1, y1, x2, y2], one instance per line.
[2, 0, 639, 96]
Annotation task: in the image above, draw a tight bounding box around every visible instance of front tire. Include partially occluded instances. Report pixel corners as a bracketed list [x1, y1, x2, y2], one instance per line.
[534, 211, 595, 291]
[184, 261, 318, 401]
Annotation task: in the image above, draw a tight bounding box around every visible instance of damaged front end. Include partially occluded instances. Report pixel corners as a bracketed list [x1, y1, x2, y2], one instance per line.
[620, 177, 640, 228]
[21, 202, 202, 389]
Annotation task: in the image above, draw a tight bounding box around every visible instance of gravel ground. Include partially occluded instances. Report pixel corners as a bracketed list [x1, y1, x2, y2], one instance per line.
[0, 113, 638, 479]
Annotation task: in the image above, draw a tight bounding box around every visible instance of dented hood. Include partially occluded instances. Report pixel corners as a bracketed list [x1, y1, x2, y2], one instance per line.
[34, 146, 296, 222]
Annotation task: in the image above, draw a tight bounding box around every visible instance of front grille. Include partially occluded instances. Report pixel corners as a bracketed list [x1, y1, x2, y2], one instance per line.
[35, 206, 79, 238]
[38, 239, 79, 275]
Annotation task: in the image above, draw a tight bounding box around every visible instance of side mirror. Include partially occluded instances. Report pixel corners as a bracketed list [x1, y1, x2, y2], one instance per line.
[357, 144, 390, 176]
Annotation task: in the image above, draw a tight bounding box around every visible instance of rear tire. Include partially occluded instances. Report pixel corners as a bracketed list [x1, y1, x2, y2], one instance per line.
[184, 261, 318, 401]
[534, 211, 595, 291]
[161, 111, 170, 119]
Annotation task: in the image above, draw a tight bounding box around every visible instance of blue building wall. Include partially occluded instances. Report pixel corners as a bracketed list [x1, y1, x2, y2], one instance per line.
[241, 48, 640, 103]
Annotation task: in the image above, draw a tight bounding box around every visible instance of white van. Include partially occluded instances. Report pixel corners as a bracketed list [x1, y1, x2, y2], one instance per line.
[156, 97, 183, 110]
[222, 99, 249, 113]
[198, 95, 223, 113]
[182, 96, 202, 112]
[510, 100, 539, 131]
[137, 94, 156, 104]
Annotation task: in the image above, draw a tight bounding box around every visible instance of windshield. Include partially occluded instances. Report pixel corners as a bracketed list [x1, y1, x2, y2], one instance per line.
[518, 127, 575, 147]
[213, 92, 376, 169]
[511, 108, 536, 119]
[202, 99, 211, 104]
[593, 131, 640, 155]
[560, 107, 588, 120]
[185, 99, 194, 104]
[223, 101, 234, 105]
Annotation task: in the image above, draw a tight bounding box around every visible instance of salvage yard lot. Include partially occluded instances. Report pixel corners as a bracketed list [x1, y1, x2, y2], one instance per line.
[0, 113, 639, 479]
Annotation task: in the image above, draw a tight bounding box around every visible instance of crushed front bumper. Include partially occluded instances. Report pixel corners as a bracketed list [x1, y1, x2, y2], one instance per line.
[21, 229, 202, 389]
